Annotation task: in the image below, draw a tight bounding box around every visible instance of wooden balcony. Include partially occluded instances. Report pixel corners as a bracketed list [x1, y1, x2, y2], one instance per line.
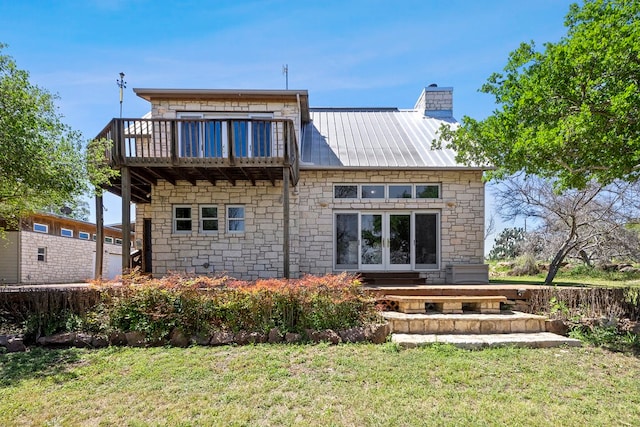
[95, 118, 300, 203]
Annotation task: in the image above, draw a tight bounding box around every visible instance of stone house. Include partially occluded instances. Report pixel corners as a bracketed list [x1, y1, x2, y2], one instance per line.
[0, 213, 130, 284]
[95, 85, 489, 284]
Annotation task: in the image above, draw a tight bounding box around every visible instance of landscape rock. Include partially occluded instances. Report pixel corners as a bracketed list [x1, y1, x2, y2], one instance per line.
[234, 330, 265, 345]
[125, 331, 146, 347]
[91, 335, 109, 348]
[268, 328, 283, 343]
[169, 328, 190, 348]
[284, 332, 302, 343]
[545, 319, 569, 336]
[6, 337, 26, 353]
[109, 331, 127, 346]
[365, 323, 390, 344]
[192, 334, 212, 346]
[338, 327, 366, 343]
[38, 332, 76, 347]
[0, 335, 8, 347]
[74, 333, 94, 348]
[210, 330, 235, 346]
[307, 329, 341, 345]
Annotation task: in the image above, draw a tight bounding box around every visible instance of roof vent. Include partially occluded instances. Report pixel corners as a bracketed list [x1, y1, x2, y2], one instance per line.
[428, 83, 438, 87]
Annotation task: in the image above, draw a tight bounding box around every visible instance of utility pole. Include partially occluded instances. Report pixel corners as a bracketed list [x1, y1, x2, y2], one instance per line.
[282, 64, 288, 90]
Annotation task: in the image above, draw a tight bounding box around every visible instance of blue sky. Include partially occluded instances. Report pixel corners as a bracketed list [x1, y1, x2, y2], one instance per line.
[0, 0, 575, 245]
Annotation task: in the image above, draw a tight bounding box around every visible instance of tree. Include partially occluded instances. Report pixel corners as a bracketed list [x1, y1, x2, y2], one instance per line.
[436, 0, 640, 189]
[488, 227, 525, 260]
[0, 44, 88, 229]
[494, 174, 640, 284]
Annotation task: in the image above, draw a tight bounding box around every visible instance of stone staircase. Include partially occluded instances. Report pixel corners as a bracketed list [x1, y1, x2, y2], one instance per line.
[380, 294, 582, 349]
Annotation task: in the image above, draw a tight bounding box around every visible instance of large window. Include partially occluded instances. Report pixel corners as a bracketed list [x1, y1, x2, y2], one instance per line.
[33, 223, 48, 233]
[179, 114, 272, 159]
[227, 206, 245, 233]
[200, 205, 219, 232]
[173, 205, 192, 233]
[334, 183, 441, 200]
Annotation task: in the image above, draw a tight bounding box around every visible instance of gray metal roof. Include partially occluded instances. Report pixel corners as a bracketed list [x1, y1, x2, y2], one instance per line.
[300, 108, 479, 169]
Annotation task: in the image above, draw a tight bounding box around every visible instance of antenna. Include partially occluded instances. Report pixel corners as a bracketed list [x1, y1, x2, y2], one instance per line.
[117, 72, 127, 118]
[282, 64, 288, 90]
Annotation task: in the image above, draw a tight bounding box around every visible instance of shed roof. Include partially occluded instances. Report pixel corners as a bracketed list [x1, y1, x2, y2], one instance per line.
[300, 108, 483, 170]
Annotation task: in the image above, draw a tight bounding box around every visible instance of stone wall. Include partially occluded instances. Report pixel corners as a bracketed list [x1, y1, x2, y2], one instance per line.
[19, 231, 123, 284]
[139, 169, 484, 283]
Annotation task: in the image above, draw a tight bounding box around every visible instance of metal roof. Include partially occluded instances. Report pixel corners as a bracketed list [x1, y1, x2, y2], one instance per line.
[300, 108, 481, 170]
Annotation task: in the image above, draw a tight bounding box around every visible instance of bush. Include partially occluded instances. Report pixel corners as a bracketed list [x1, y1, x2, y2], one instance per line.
[99, 272, 379, 342]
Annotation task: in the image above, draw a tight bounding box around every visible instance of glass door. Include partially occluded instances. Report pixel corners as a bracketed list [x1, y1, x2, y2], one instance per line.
[388, 213, 411, 270]
[360, 213, 383, 270]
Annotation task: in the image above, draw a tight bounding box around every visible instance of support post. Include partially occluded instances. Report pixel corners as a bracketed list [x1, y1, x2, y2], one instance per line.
[283, 167, 290, 279]
[121, 167, 132, 273]
[95, 193, 104, 280]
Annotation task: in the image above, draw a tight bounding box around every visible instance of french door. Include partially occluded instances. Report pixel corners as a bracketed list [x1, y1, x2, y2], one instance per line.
[335, 211, 439, 271]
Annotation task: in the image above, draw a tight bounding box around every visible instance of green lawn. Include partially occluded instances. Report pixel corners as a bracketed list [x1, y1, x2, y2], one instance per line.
[1, 344, 639, 426]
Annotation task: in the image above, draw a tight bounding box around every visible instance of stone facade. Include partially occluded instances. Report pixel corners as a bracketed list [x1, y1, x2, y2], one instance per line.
[139, 169, 484, 283]
[19, 231, 123, 284]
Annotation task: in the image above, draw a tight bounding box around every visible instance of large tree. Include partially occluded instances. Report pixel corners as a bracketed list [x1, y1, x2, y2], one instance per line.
[495, 174, 640, 284]
[436, 0, 640, 189]
[0, 44, 88, 229]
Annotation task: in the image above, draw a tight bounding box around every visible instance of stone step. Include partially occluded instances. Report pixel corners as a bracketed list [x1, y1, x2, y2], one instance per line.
[391, 332, 582, 349]
[382, 311, 548, 334]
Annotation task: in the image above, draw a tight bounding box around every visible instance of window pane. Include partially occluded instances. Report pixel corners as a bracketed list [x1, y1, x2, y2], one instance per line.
[33, 223, 48, 233]
[252, 121, 271, 157]
[228, 219, 245, 232]
[389, 185, 412, 198]
[176, 220, 192, 231]
[79, 232, 90, 240]
[204, 121, 223, 157]
[233, 121, 248, 157]
[335, 185, 357, 199]
[175, 207, 191, 219]
[335, 213, 358, 268]
[415, 213, 438, 268]
[202, 219, 218, 231]
[61, 229, 73, 237]
[181, 121, 200, 157]
[361, 185, 384, 199]
[228, 207, 244, 219]
[416, 185, 439, 198]
[201, 207, 217, 218]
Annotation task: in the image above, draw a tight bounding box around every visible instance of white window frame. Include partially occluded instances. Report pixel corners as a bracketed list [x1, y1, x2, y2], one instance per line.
[415, 183, 441, 199]
[37, 247, 46, 262]
[334, 184, 358, 199]
[79, 231, 90, 240]
[60, 228, 73, 238]
[173, 205, 193, 234]
[115, 238, 123, 245]
[227, 205, 245, 233]
[200, 205, 219, 233]
[104, 236, 114, 244]
[388, 184, 413, 199]
[33, 223, 48, 233]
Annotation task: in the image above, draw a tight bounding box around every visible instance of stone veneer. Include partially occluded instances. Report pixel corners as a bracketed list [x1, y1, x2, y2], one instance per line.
[138, 169, 484, 283]
[20, 231, 123, 284]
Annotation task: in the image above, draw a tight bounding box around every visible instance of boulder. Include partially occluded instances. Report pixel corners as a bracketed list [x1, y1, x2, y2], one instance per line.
[307, 329, 341, 345]
[91, 335, 109, 348]
[210, 330, 235, 346]
[125, 331, 146, 347]
[6, 337, 26, 353]
[192, 334, 212, 346]
[169, 328, 190, 348]
[108, 331, 127, 346]
[268, 328, 283, 343]
[74, 333, 94, 348]
[545, 319, 569, 336]
[338, 327, 366, 343]
[37, 332, 77, 347]
[365, 323, 390, 344]
[0, 335, 8, 347]
[284, 332, 302, 343]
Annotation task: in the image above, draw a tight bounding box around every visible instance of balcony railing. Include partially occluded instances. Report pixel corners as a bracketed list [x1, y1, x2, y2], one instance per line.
[95, 118, 300, 183]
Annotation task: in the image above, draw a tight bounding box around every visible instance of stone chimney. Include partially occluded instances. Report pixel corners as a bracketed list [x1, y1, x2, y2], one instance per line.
[414, 84, 453, 119]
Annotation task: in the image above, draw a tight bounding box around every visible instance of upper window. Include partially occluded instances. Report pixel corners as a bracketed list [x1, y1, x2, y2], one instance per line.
[361, 185, 385, 199]
[79, 231, 90, 240]
[115, 238, 123, 245]
[389, 185, 412, 199]
[416, 184, 440, 199]
[104, 236, 114, 244]
[334, 185, 358, 199]
[37, 247, 46, 262]
[33, 223, 48, 233]
[227, 205, 245, 233]
[200, 205, 219, 232]
[60, 228, 73, 238]
[173, 205, 192, 233]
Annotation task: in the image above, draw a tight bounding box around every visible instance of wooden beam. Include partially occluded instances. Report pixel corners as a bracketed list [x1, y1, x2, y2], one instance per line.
[194, 168, 217, 186]
[283, 167, 290, 279]
[121, 166, 132, 273]
[216, 167, 236, 186]
[130, 168, 157, 186]
[95, 194, 104, 280]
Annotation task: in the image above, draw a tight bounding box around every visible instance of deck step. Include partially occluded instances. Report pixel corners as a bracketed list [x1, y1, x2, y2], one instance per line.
[382, 311, 548, 334]
[391, 332, 582, 349]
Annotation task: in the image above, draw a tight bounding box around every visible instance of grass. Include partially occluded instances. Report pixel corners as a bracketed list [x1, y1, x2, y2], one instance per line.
[1, 344, 640, 426]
